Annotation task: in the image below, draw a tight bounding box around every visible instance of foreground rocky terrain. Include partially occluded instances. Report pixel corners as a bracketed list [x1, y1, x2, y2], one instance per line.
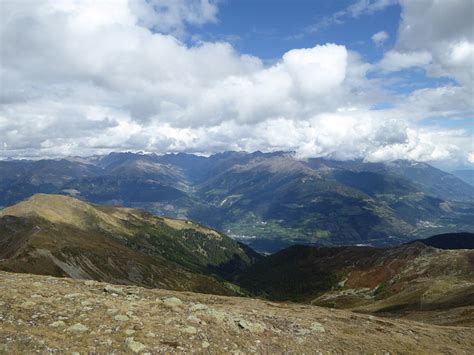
[0, 271, 473, 353]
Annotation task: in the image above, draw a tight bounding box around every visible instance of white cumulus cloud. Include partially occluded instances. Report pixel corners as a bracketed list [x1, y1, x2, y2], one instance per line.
[371, 31, 389, 46]
[0, 0, 472, 167]
[381, 0, 474, 85]
[379, 50, 432, 71]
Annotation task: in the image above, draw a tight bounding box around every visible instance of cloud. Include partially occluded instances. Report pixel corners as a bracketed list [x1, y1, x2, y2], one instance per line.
[129, 0, 219, 37]
[348, 0, 398, 17]
[381, 0, 474, 85]
[468, 153, 474, 164]
[306, 0, 397, 33]
[0, 0, 472, 167]
[371, 31, 389, 46]
[379, 50, 432, 71]
[283, 44, 348, 97]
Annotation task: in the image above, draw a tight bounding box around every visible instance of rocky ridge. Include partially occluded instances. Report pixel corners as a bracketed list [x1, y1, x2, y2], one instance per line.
[0, 271, 473, 353]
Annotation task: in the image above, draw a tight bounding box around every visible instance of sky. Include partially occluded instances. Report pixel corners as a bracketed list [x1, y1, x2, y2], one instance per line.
[0, 0, 473, 169]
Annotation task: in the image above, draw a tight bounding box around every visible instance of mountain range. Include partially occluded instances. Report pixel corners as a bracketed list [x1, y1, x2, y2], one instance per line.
[452, 169, 474, 187]
[1, 151, 473, 252]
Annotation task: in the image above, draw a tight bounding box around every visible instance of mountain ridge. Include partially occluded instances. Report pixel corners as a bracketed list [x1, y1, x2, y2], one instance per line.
[410, 232, 474, 249]
[1, 151, 473, 251]
[233, 241, 474, 324]
[0, 194, 259, 295]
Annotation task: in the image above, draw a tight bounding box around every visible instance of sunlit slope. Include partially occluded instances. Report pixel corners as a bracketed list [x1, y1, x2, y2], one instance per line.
[0, 194, 259, 294]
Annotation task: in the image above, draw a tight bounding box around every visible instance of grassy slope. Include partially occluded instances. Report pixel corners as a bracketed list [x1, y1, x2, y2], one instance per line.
[0, 194, 259, 295]
[234, 243, 474, 320]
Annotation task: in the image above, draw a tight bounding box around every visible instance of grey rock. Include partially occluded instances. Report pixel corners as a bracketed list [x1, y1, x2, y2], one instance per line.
[163, 297, 183, 308]
[49, 320, 66, 328]
[67, 323, 89, 333]
[182, 326, 197, 335]
[125, 337, 146, 353]
[310, 322, 326, 333]
[236, 319, 266, 334]
[190, 303, 208, 312]
[104, 285, 125, 296]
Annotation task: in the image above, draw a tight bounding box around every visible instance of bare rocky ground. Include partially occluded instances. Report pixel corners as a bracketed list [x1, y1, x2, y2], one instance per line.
[0, 271, 473, 354]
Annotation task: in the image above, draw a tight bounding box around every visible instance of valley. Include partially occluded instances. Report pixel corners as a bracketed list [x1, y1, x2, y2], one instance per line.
[1, 151, 473, 253]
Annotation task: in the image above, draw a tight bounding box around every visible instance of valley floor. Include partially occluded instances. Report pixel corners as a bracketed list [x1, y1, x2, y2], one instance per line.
[0, 271, 473, 353]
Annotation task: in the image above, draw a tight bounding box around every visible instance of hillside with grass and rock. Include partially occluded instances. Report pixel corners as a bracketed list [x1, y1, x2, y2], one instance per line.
[0, 194, 258, 296]
[0, 271, 473, 353]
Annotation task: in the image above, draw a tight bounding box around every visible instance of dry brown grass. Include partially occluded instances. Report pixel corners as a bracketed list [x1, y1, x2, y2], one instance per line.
[0, 270, 473, 353]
